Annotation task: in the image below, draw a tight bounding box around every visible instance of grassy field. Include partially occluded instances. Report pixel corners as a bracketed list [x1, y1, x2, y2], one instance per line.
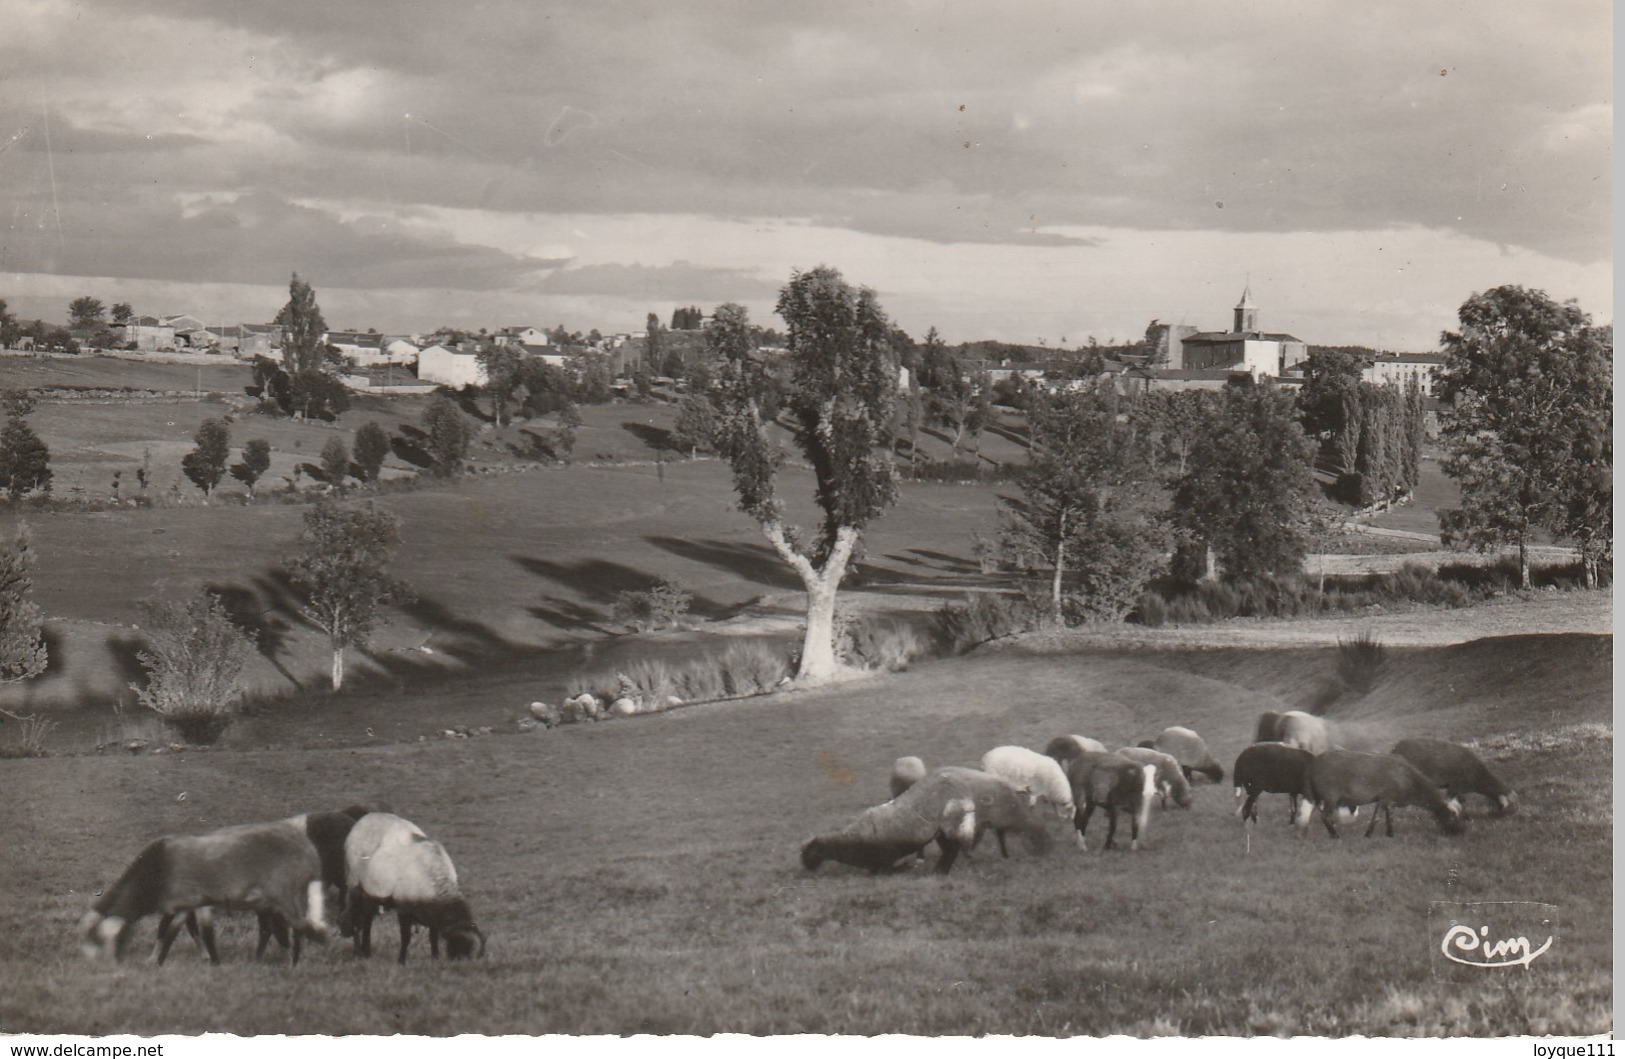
[0, 626, 1609, 1036]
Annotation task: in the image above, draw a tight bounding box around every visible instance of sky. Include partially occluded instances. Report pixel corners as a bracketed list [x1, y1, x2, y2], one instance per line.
[0, 0, 1612, 350]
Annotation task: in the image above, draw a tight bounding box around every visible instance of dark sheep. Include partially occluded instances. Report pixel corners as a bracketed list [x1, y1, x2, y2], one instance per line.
[1063, 751, 1157, 851]
[934, 766, 1055, 859]
[79, 819, 330, 965]
[1044, 734, 1109, 767]
[1254, 710, 1285, 743]
[155, 804, 378, 963]
[1232, 743, 1314, 825]
[1146, 726, 1225, 784]
[1113, 746, 1193, 809]
[1302, 749, 1467, 838]
[801, 770, 979, 875]
[1391, 738, 1517, 816]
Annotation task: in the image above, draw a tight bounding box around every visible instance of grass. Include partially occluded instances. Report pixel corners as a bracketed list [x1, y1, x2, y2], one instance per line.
[0, 630, 1609, 1035]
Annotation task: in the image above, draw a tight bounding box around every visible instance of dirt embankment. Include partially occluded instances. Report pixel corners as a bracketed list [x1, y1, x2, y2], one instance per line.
[1007, 588, 1612, 652]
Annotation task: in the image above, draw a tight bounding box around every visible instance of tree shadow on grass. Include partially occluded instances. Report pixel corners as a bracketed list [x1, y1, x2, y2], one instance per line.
[509, 555, 669, 605]
[621, 421, 675, 452]
[394, 593, 518, 664]
[644, 536, 802, 592]
[207, 573, 316, 691]
[391, 431, 432, 470]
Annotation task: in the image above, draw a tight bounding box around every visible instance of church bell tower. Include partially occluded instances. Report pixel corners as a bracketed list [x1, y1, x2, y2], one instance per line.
[1233, 283, 1258, 334]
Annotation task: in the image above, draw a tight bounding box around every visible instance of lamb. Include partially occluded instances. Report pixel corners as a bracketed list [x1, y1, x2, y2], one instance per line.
[79, 818, 331, 965]
[1390, 738, 1517, 816]
[343, 812, 486, 963]
[979, 745, 1075, 820]
[801, 770, 980, 875]
[1232, 743, 1314, 825]
[933, 766, 1054, 859]
[1142, 726, 1225, 783]
[1278, 710, 1335, 755]
[890, 755, 928, 799]
[1113, 746, 1193, 809]
[1300, 749, 1466, 838]
[1042, 734, 1109, 765]
[1062, 751, 1158, 851]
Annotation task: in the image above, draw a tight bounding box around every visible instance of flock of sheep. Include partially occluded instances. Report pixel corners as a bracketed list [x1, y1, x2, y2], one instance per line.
[78, 806, 485, 967]
[74, 708, 1517, 966]
[801, 711, 1517, 875]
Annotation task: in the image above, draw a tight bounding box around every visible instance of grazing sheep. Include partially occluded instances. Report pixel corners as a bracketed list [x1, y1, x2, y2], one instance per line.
[801, 771, 980, 875]
[1278, 711, 1335, 755]
[1254, 710, 1285, 743]
[890, 755, 927, 799]
[155, 804, 379, 963]
[1301, 749, 1466, 838]
[344, 813, 486, 963]
[1063, 751, 1157, 851]
[1232, 743, 1314, 825]
[79, 819, 330, 965]
[979, 746, 1075, 819]
[933, 766, 1055, 859]
[1145, 726, 1225, 784]
[1114, 747, 1193, 809]
[1043, 734, 1109, 766]
[1391, 738, 1517, 816]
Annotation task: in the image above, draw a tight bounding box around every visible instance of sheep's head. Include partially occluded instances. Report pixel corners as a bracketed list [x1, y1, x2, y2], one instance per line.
[1497, 792, 1518, 816]
[446, 924, 486, 960]
[1440, 802, 1468, 835]
[799, 838, 826, 871]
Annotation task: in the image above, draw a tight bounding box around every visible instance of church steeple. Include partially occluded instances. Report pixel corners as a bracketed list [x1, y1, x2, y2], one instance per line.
[1233, 283, 1258, 333]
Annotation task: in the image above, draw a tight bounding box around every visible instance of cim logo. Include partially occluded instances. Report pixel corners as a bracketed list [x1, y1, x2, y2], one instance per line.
[1430, 901, 1557, 972]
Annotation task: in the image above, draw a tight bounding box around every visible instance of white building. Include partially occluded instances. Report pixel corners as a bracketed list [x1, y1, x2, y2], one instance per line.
[1364, 352, 1445, 396]
[416, 344, 487, 388]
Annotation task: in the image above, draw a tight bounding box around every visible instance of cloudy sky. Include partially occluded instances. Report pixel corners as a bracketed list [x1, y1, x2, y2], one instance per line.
[0, 0, 1611, 349]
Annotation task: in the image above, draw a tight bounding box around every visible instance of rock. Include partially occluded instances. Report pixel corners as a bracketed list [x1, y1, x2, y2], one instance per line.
[516, 719, 538, 733]
[610, 697, 639, 717]
[665, 695, 684, 709]
[528, 701, 562, 727]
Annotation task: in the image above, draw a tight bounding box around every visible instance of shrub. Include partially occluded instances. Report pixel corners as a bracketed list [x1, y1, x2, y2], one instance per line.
[717, 639, 791, 696]
[130, 592, 255, 745]
[835, 610, 929, 671]
[933, 592, 1040, 654]
[0, 710, 54, 758]
[609, 577, 692, 632]
[1337, 629, 1388, 696]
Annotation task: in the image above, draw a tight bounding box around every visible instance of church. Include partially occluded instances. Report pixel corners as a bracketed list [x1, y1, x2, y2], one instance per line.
[1146, 286, 1308, 379]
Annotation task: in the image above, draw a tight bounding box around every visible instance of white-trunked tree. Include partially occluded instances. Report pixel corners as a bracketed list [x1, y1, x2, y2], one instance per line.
[709, 267, 900, 685]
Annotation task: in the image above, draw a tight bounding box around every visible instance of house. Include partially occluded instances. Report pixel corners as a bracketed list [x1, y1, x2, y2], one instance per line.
[518, 342, 569, 368]
[416, 344, 487, 388]
[234, 323, 280, 358]
[116, 315, 177, 351]
[160, 314, 208, 334]
[1169, 286, 1308, 379]
[1364, 352, 1445, 396]
[495, 327, 548, 347]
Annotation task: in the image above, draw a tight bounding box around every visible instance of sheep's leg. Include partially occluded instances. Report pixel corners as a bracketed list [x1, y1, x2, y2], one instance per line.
[1102, 806, 1119, 850]
[291, 929, 302, 968]
[430, 927, 441, 960]
[397, 916, 413, 965]
[197, 908, 220, 965]
[933, 837, 962, 875]
[1241, 792, 1260, 824]
[1364, 803, 1381, 838]
[994, 828, 1010, 859]
[154, 913, 188, 965]
[1075, 803, 1095, 851]
[1320, 802, 1339, 838]
[1383, 805, 1395, 838]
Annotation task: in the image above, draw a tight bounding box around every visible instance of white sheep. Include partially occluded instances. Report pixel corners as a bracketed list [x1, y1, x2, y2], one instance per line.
[890, 755, 927, 798]
[979, 745, 1075, 820]
[343, 812, 485, 963]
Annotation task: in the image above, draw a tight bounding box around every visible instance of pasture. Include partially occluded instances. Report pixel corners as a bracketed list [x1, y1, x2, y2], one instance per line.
[0, 624, 1609, 1036]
